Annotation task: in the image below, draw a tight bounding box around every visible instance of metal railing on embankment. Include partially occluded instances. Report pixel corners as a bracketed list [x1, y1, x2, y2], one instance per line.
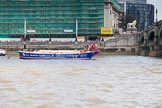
[0, 37, 140, 54]
[0, 41, 86, 50]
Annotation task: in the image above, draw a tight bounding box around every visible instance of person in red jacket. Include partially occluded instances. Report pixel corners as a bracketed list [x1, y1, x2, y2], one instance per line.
[91, 43, 96, 51]
[86, 44, 90, 51]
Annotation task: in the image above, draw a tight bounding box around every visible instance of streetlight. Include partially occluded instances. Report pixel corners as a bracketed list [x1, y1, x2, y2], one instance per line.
[23, 19, 27, 49]
[75, 18, 78, 44]
[156, 9, 158, 23]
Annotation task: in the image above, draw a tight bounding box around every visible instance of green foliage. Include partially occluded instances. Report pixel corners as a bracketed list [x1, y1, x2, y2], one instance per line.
[118, 14, 127, 31]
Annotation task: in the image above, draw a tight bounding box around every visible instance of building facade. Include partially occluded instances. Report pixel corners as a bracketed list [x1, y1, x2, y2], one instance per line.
[126, 3, 154, 31]
[104, 0, 123, 33]
[0, 0, 122, 41]
[117, 0, 154, 32]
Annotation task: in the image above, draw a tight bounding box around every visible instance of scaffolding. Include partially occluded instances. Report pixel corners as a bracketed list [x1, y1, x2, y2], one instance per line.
[0, 0, 104, 38]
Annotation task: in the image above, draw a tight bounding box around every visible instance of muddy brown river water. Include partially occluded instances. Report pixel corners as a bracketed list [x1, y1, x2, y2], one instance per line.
[0, 55, 162, 108]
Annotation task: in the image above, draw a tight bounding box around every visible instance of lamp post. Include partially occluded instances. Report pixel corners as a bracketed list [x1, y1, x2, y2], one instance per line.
[75, 18, 78, 45]
[23, 19, 27, 49]
[154, 9, 159, 52]
[156, 9, 158, 23]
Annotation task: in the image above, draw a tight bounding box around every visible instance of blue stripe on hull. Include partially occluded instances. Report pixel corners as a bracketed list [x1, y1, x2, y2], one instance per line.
[19, 51, 99, 60]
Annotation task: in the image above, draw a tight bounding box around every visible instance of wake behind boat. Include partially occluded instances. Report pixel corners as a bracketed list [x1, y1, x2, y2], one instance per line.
[19, 49, 100, 60]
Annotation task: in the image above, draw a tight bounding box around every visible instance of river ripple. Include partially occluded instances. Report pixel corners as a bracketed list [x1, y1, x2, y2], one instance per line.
[0, 55, 162, 108]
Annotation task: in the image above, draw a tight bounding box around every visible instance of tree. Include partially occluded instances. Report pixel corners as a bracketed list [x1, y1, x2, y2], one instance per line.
[118, 14, 127, 31]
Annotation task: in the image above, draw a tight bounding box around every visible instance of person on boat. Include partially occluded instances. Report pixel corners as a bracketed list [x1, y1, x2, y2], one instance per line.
[86, 43, 90, 51]
[91, 43, 96, 51]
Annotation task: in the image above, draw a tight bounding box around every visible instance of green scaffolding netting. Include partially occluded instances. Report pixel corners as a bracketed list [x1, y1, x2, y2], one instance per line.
[0, 0, 104, 37]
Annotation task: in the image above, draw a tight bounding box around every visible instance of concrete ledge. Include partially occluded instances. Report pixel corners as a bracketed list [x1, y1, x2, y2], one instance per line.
[149, 51, 162, 57]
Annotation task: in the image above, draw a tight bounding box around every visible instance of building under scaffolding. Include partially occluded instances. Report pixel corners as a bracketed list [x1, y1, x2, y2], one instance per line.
[0, 0, 122, 41]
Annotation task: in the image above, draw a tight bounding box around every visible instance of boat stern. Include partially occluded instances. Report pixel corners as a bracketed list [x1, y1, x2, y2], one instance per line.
[19, 51, 25, 59]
